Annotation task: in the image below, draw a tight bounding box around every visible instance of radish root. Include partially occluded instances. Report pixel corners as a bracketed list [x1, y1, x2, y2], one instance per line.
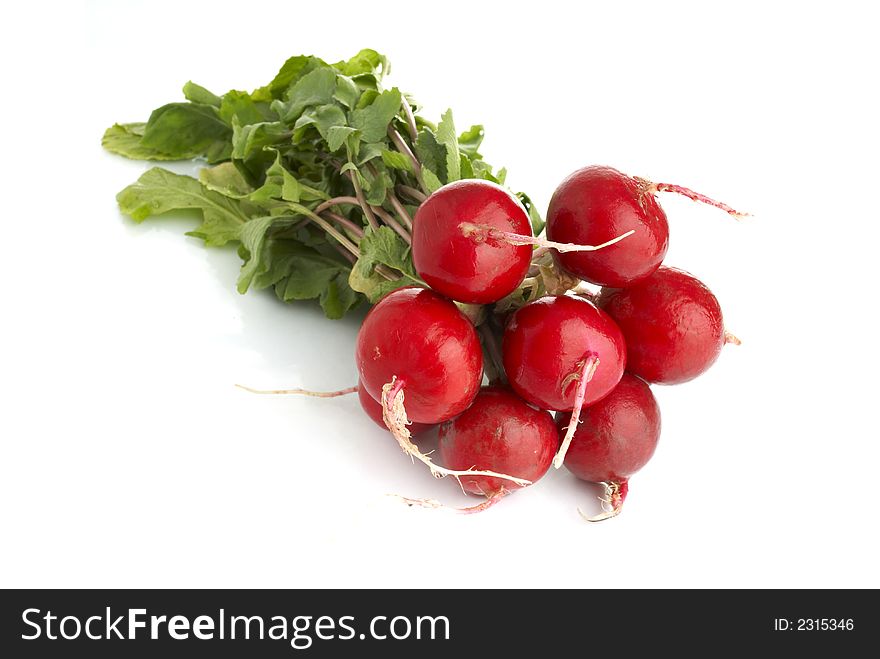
[724, 331, 742, 346]
[636, 177, 749, 220]
[235, 384, 358, 397]
[460, 222, 634, 253]
[579, 480, 629, 522]
[381, 377, 531, 487]
[554, 355, 600, 469]
[390, 489, 509, 514]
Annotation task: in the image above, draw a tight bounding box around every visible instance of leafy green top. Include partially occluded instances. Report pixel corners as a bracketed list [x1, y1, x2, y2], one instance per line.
[104, 49, 542, 318]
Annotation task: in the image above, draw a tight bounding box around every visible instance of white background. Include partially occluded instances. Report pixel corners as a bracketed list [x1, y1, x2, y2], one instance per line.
[1, 0, 878, 588]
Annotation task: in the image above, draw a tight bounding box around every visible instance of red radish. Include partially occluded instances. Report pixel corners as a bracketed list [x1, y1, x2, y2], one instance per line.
[547, 166, 669, 287]
[557, 373, 660, 521]
[546, 166, 746, 288]
[412, 180, 534, 304]
[502, 295, 626, 410]
[438, 387, 559, 505]
[597, 266, 737, 385]
[501, 294, 626, 467]
[357, 380, 432, 436]
[356, 286, 528, 486]
[356, 286, 482, 423]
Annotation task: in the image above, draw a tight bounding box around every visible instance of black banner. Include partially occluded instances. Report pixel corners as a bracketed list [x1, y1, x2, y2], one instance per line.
[0, 589, 872, 657]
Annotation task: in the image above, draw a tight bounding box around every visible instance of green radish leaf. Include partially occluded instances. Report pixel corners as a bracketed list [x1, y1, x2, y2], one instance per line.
[102, 123, 181, 161]
[318, 272, 360, 318]
[275, 250, 343, 297]
[364, 167, 393, 206]
[117, 167, 247, 246]
[141, 102, 232, 163]
[262, 55, 326, 100]
[459, 153, 474, 179]
[327, 126, 358, 151]
[297, 181, 331, 202]
[471, 160, 506, 185]
[187, 212, 248, 247]
[349, 266, 412, 304]
[436, 109, 460, 182]
[421, 167, 443, 194]
[357, 142, 385, 165]
[361, 226, 418, 278]
[458, 124, 484, 158]
[349, 226, 421, 302]
[231, 121, 291, 160]
[183, 81, 222, 107]
[336, 49, 389, 78]
[273, 67, 337, 123]
[339, 162, 359, 176]
[355, 89, 379, 110]
[237, 215, 283, 292]
[381, 149, 413, 173]
[248, 153, 291, 206]
[246, 152, 332, 209]
[199, 162, 254, 198]
[294, 103, 348, 141]
[415, 128, 447, 182]
[333, 75, 360, 109]
[516, 191, 545, 235]
[253, 238, 361, 319]
[281, 172, 302, 203]
[350, 88, 402, 143]
[248, 180, 283, 206]
[220, 90, 265, 126]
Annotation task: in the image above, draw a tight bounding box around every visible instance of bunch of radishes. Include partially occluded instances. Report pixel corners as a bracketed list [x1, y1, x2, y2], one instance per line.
[103, 49, 744, 519]
[354, 165, 743, 519]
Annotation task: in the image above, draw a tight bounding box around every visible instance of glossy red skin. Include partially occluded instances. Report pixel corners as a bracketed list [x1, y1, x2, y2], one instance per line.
[598, 267, 724, 385]
[502, 295, 626, 411]
[558, 373, 660, 483]
[546, 166, 669, 287]
[412, 180, 533, 304]
[438, 387, 559, 495]
[357, 381, 433, 436]
[355, 287, 482, 424]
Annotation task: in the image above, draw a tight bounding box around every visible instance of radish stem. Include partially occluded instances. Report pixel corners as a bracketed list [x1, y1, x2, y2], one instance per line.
[321, 211, 364, 240]
[313, 196, 362, 215]
[346, 170, 380, 231]
[401, 99, 419, 141]
[331, 243, 357, 265]
[397, 185, 427, 203]
[387, 192, 414, 230]
[290, 203, 360, 257]
[371, 205, 412, 244]
[388, 127, 424, 189]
